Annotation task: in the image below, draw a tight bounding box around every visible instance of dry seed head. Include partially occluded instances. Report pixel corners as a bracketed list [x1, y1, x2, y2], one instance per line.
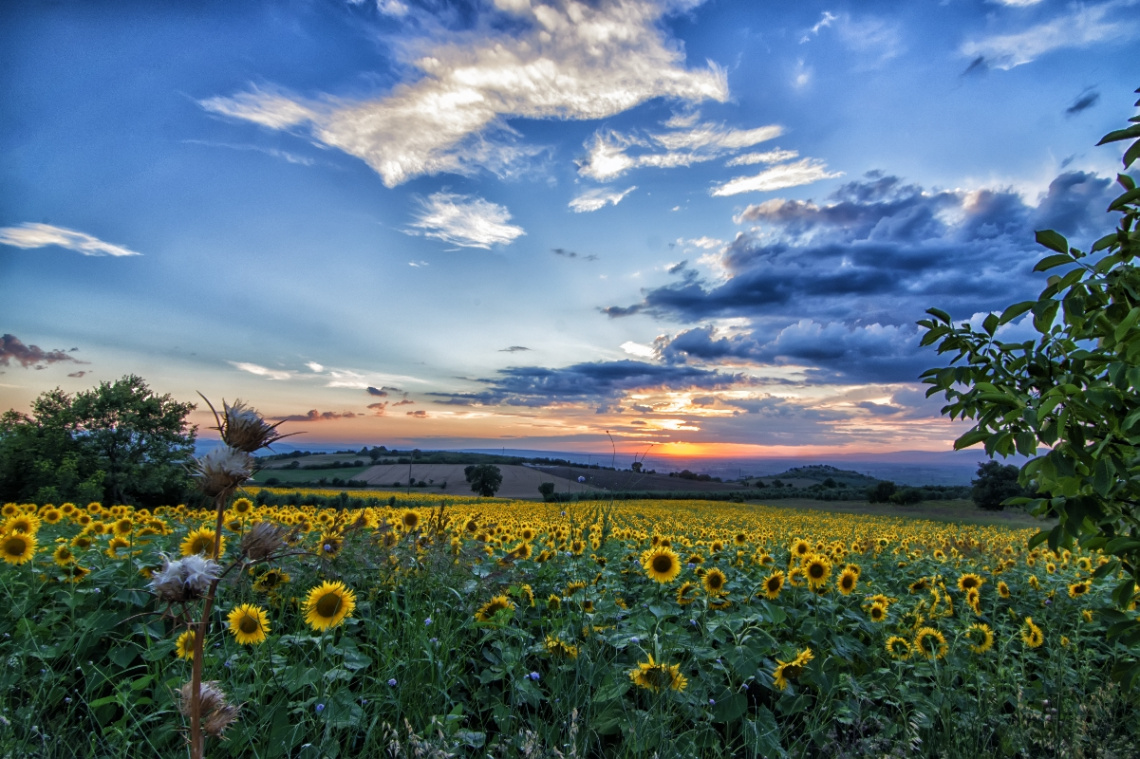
[176, 680, 227, 718]
[203, 702, 241, 739]
[193, 446, 253, 497]
[241, 521, 286, 561]
[216, 399, 292, 453]
[150, 554, 220, 603]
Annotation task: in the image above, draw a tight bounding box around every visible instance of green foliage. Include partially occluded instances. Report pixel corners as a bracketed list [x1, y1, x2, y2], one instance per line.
[919, 88, 1140, 682]
[866, 481, 896, 504]
[538, 481, 556, 501]
[971, 460, 1031, 511]
[464, 463, 503, 497]
[0, 375, 196, 506]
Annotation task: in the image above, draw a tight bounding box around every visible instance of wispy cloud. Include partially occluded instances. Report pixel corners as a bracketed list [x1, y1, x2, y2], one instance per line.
[710, 158, 842, 197]
[569, 186, 637, 213]
[200, 0, 727, 187]
[408, 192, 525, 248]
[183, 138, 317, 166]
[552, 248, 598, 261]
[0, 223, 142, 257]
[499, 346, 531, 353]
[961, 1, 1138, 70]
[578, 122, 782, 181]
[1, 334, 84, 369]
[228, 361, 293, 380]
[726, 149, 799, 167]
[273, 409, 359, 422]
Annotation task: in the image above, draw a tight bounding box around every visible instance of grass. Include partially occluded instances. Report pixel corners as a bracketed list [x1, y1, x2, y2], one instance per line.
[250, 466, 371, 483]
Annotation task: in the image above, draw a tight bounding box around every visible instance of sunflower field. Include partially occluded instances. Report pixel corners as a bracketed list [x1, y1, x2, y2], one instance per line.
[1, 491, 1137, 758]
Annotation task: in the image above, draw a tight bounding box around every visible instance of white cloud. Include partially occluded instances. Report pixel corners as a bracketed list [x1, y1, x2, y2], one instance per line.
[792, 58, 811, 89]
[710, 158, 842, 197]
[621, 341, 655, 358]
[306, 362, 324, 372]
[989, 0, 1044, 6]
[677, 236, 723, 249]
[0, 223, 142, 257]
[961, 1, 1138, 70]
[228, 361, 293, 380]
[569, 185, 637, 213]
[800, 12, 903, 64]
[726, 149, 799, 167]
[408, 192, 525, 248]
[578, 121, 783, 181]
[408, 260, 429, 267]
[201, 0, 728, 187]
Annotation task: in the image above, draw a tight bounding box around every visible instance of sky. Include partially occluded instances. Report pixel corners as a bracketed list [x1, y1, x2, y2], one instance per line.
[1, 0, 1137, 461]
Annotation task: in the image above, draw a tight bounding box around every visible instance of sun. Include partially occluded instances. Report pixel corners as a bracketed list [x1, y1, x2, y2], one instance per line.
[303, 580, 357, 632]
[227, 604, 270, 645]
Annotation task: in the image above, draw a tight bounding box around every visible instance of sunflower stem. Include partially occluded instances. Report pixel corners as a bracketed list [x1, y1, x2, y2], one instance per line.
[188, 488, 231, 759]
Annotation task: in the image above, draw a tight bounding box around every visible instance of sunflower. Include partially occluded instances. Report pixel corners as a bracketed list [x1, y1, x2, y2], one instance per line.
[303, 580, 357, 631]
[913, 627, 948, 660]
[544, 635, 579, 659]
[227, 604, 270, 645]
[787, 567, 806, 587]
[957, 573, 984, 593]
[1067, 581, 1090, 599]
[232, 497, 254, 515]
[1, 531, 37, 565]
[836, 568, 858, 595]
[1082, 609, 1094, 623]
[629, 654, 688, 693]
[105, 536, 131, 559]
[760, 570, 785, 600]
[318, 532, 343, 558]
[709, 598, 732, 611]
[885, 636, 911, 660]
[181, 527, 224, 558]
[702, 568, 728, 596]
[70, 534, 94, 550]
[400, 510, 420, 530]
[867, 601, 888, 623]
[965, 623, 994, 654]
[564, 580, 587, 596]
[772, 647, 813, 690]
[790, 538, 811, 558]
[175, 629, 197, 660]
[998, 581, 1011, 599]
[909, 577, 930, 594]
[253, 568, 291, 594]
[546, 594, 562, 611]
[474, 595, 515, 623]
[60, 563, 90, 583]
[676, 581, 698, 606]
[804, 555, 832, 589]
[42, 508, 63, 525]
[3, 514, 40, 535]
[52, 544, 76, 567]
[1020, 616, 1044, 649]
[112, 517, 134, 536]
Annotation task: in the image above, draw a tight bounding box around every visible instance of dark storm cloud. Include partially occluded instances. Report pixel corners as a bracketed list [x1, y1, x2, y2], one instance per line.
[609, 170, 1117, 383]
[1, 334, 84, 369]
[428, 359, 746, 408]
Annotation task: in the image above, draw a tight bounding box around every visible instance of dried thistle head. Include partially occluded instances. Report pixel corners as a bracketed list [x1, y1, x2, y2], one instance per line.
[200, 396, 295, 453]
[193, 446, 253, 498]
[203, 702, 241, 739]
[241, 521, 286, 561]
[176, 680, 227, 718]
[150, 554, 220, 603]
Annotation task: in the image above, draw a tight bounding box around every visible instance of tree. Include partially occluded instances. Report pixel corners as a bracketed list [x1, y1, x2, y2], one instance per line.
[631, 461, 643, 473]
[0, 374, 196, 506]
[538, 481, 555, 501]
[919, 89, 1140, 679]
[464, 464, 503, 497]
[867, 481, 896, 504]
[971, 460, 1030, 511]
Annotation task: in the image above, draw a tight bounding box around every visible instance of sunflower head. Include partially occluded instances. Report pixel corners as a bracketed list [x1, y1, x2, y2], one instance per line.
[629, 655, 688, 693]
[837, 568, 858, 595]
[885, 636, 911, 660]
[966, 623, 994, 654]
[914, 627, 948, 660]
[175, 629, 196, 660]
[702, 567, 728, 596]
[1020, 617, 1044, 648]
[304, 580, 357, 632]
[1, 531, 37, 565]
[474, 594, 515, 624]
[804, 555, 832, 588]
[227, 603, 270, 645]
[761, 570, 784, 600]
[957, 573, 984, 593]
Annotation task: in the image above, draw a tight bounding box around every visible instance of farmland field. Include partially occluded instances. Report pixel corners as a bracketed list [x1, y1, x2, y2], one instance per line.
[1, 492, 1136, 757]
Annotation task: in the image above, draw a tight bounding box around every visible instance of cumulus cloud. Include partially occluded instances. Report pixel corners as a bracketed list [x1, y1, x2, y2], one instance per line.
[274, 409, 359, 422]
[406, 409, 428, 418]
[569, 186, 637, 213]
[201, 0, 728, 187]
[578, 122, 781, 181]
[367, 402, 388, 415]
[0, 334, 84, 369]
[366, 386, 388, 397]
[0, 223, 142, 257]
[228, 361, 294, 381]
[606, 168, 1119, 382]
[408, 192, 525, 248]
[710, 158, 842, 197]
[428, 359, 746, 408]
[961, 1, 1138, 70]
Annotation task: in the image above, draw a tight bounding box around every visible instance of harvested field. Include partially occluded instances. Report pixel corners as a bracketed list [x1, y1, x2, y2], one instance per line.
[357, 462, 599, 499]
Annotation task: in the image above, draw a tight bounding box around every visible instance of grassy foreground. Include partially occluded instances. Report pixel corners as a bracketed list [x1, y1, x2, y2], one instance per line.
[1, 493, 1136, 758]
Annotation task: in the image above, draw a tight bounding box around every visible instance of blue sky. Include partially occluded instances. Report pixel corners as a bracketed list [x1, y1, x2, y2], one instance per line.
[1, 0, 1137, 458]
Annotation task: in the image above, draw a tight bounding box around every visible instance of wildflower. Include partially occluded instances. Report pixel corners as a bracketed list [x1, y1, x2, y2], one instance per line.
[227, 604, 270, 645]
[210, 399, 289, 453]
[772, 648, 813, 690]
[177, 681, 239, 738]
[544, 636, 579, 659]
[528, 672, 540, 681]
[387, 678, 397, 687]
[241, 522, 287, 561]
[629, 654, 688, 693]
[642, 546, 681, 583]
[303, 580, 357, 632]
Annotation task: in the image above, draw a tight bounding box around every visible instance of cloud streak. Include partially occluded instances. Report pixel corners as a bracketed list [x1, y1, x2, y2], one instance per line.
[408, 192, 525, 248]
[229, 361, 293, 381]
[569, 186, 637, 213]
[0, 223, 142, 257]
[710, 158, 842, 197]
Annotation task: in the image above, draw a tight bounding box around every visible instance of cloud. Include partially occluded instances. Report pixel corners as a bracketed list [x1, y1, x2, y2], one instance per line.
[710, 158, 842, 197]
[569, 186, 637, 213]
[307, 362, 324, 372]
[274, 409, 359, 422]
[726, 149, 799, 167]
[801, 12, 903, 65]
[201, 0, 728, 187]
[0, 334, 83, 369]
[68, 371, 88, 378]
[606, 168, 1119, 381]
[578, 122, 782, 181]
[428, 359, 746, 408]
[553, 247, 598, 261]
[183, 139, 318, 167]
[1066, 89, 1100, 116]
[366, 386, 388, 397]
[392, 399, 414, 406]
[406, 409, 428, 418]
[367, 402, 388, 416]
[228, 361, 293, 380]
[0, 223, 142, 257]
[961, 1, 1138, 70]
[499, 346, 531, 352]
[408, 192, 525, 248]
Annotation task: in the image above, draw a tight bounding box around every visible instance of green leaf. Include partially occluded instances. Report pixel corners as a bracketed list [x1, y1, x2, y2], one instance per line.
[1097, 123, 1140, 145]
[1035, 230, 1070, 255]
[1033, 253, 1072, 271]
[1108, 187, 1140, 212]
[999, 301, 1034, 325]
[982, 313, 999, 336]
[953, 429, 990, 450]
[711, 692, 748, 724]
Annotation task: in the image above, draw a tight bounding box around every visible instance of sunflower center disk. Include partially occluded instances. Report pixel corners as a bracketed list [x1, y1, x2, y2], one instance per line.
[316, 594, 342, 618]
